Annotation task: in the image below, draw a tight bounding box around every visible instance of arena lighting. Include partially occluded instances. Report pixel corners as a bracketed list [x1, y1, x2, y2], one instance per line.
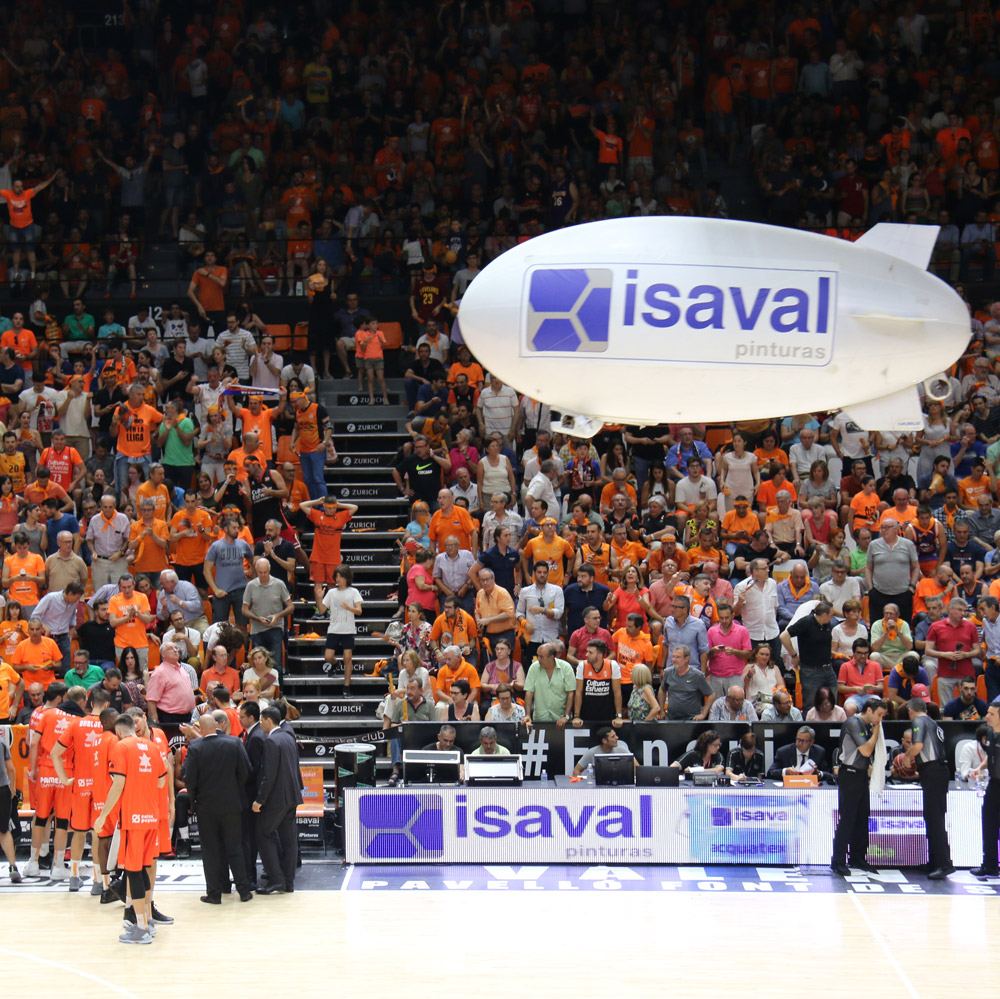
[458, 218, 969, 433]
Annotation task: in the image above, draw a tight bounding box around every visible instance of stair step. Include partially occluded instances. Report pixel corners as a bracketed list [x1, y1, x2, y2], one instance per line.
[292, 695, 383, 719]
[332, 419, 406, 434]
[332, 392, 401, 406]
[334, 453, 399, 468]
[282, 675, 390, 692]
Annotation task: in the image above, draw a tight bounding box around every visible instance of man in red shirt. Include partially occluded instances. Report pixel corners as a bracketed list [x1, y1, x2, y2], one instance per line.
[925, 597, 980, 705]
[38, 430, 86, 494]
[1, 171, 59, 280]
[95, 713, 167, 945]
[590, 115, 623, 180]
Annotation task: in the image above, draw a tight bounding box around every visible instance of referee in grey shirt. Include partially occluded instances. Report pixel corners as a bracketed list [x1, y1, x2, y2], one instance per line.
[864, 519, 919, 624]
[904, 696, 954, 879]
[830, 696, 887, 876]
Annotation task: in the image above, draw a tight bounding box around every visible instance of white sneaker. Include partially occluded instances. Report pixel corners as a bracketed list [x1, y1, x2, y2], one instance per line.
[38, 845, 50, 859]
[23, 860, 39, 877]
[49, 864, 71, 881]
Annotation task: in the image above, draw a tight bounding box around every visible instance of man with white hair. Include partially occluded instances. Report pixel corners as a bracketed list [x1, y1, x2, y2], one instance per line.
[866, 517, 920, 623]
[156, 569, 209, 636]
[242, 558, 293, 673]
[788, 426, 834, 483]
[44, 530, 88, 591]
[146, 640, 197, 726]
[765, 490, 805, 557]
[776, 561, 819, 627]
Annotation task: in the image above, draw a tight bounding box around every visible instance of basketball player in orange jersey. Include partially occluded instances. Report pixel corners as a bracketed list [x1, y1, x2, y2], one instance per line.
[51, 687, 111, 891]
[94, 713, 167, 945]
[124, 707, 175, 927]
[24, 683, 75, 879]
[92, 706, 122, 899]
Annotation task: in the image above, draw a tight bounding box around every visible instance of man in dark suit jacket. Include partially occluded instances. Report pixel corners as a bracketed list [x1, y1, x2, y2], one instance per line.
[239, 701, 265, 889]
[253, 705, 304, 894]
[766, 726, 829, 779]
[182, 712, 254, 904]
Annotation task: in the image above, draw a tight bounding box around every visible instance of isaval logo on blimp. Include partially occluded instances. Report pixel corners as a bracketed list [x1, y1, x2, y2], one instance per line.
[358, 792, 444, 860]
[526, 268, 612, 353]
[523, 263, 834, 367]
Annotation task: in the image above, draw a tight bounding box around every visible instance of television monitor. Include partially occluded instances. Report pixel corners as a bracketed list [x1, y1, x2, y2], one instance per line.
[635, 765, 680, 787]
[594, 753, 636, 786]
[464, 754, 523, 786]
[402, 750, 462, 785]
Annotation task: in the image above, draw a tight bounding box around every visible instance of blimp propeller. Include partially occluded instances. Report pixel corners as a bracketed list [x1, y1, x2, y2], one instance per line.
[458, 219, 969, 432]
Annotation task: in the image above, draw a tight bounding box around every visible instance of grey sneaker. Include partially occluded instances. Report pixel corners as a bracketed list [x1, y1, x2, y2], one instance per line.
[118, 924, 152, 946]
[69, 875, 82, 892]
[90, 881, 103, 896]
[9, 865, 21, 884]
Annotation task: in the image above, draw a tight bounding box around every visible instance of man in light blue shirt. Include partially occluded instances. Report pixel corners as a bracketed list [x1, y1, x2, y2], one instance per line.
[33, 581, 86, 673]
[663, 593, 709, 671]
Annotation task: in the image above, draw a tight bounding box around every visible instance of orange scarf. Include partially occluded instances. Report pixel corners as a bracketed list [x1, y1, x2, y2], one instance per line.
[787, 576, 812, 600]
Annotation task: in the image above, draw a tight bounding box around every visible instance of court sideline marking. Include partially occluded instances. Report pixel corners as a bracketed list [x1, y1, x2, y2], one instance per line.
[0, 945, 141, 999]
[850, 894, 920, 999]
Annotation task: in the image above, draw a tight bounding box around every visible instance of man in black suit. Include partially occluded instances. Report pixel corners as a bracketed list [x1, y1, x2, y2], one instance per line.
[766, 725, 829, 779]
[239, 701, 265, 890]
[182, 712, 254, 904]
[253, 705, 303, 895]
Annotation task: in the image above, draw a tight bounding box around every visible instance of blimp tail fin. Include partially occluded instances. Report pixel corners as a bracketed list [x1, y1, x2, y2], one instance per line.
[842, 385, 926, 433]
[854, 223, 940, 271]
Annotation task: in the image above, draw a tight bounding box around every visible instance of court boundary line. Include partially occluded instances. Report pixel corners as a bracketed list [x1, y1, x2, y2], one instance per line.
[850, 894, 920, 999]
[0, 945, 141, 999]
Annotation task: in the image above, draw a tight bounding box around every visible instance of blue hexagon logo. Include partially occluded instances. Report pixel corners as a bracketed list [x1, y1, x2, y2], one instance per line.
[525, 268, 613, 353]
[358, 793, 444, 859]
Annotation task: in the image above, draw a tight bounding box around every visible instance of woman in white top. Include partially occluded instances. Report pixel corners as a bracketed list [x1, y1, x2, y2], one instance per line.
[716, 431, 759, 517]
[55, 378, 92, 458]
[478, 434, 516, 502]
[393, 649, 434, 701]
[914, 399, 953, 478]
[744, 643, 783, 706]
[485, 682, 526, 724]
[830, 599, 868, 660]
[322, 565, 363, 694]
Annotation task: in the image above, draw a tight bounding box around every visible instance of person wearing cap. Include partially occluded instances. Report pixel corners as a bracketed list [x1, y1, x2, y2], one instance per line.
[290, 390, 333, 500]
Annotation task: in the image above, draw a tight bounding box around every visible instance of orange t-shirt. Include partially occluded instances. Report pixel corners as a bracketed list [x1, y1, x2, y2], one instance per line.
[308, 507, 352, 565]
[109, 735, 166, 830]
[355, 327, 387, 360]
[236, 406, 277, 462]
[57, 714, 104, 787]
[190, 266, 227, 312]
[5, 551, 45, 606]
[914, 578, 949, 617]
[523, 535, 575, 587]
[611, 627, 654, 684]
[136, 481, 171, 521]
[116, 403, 163, 458]
[579, 542, 613, 586]
[756, 479, 797, 507]
[1, 187, 36, 227]
[876, 505, 918, 530]
[37, 707, 75, 773]
[93, 730, 118, 806]
[447, 361, 485, 386]
[849, 491, 881, 532]
[0, 328, 37, 361]
[38, 445, 82, 492]
[108, 591, 151, 649]
[200, 666, 241, 695]
[428, 506, 478, 552]
[595, 130, 623, 164]
[294, 403, 324, 453]
[0, 620, 28, 661]
[959, 475, 993, 509]
[600, 481, 638, 510]
[721, 509, 759, 538]
[647, 545, 690, 576]
[0, 660, 20, 717]
[14, 635, 62, 689]
[129, 519, 171, 573]
[170, 508, 213, 565]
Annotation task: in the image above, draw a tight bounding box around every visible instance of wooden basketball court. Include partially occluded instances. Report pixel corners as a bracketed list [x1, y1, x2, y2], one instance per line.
[3, 873, 997, 998]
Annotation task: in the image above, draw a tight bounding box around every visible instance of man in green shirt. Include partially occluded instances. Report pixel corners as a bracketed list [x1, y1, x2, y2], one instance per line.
[63, 647, 108, 689]
[470, 726, 512, 755]
[62, 298, 95, 357]
[850, 527, 872, 575]
[157, 399, 196, 488]
[524, 642, 577, 725]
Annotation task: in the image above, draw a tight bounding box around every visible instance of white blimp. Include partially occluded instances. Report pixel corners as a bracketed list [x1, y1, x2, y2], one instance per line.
[457, 218, 969, 431]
